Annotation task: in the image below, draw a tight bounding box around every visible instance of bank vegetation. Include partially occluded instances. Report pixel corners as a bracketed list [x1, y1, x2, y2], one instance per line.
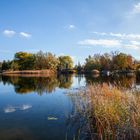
[72, 84, 140, 139]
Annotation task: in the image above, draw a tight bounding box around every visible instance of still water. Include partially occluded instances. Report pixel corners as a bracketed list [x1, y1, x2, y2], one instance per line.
[0, 74, 139, 140]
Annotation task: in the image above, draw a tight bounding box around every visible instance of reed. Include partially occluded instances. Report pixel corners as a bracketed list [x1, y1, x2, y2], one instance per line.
[73, 84, 140, 140]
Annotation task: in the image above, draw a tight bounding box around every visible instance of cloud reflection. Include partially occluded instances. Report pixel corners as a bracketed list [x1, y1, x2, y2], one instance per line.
[4, 104, 32, 113]
[20, 104, 32, 110]
[4, 106, 16, 113]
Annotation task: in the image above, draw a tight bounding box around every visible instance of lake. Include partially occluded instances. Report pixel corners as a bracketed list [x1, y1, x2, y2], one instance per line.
[0, 74, 139, 140]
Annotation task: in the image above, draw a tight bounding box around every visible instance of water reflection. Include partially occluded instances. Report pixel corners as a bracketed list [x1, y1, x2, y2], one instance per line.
[85, 74, 137, 88]
[0, 74, 140, 95]
[0, 74, 140, 140]
[4, 106, 16, 113]
[0, 75, 73, 94]
[0, 74, 139, 95]
[4, 104, 32, 113]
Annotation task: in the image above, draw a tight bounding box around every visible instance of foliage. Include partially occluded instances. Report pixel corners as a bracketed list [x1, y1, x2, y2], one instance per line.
[1, 60, 11, 71]
[100, 53, 112, 70]
[84, 52, 135, 72]
[1, 51, 137, 72]
[14, 52, 35, 70]
[84, 55, 101, 72]
[0, 62, 2, 71]
[34, 51, 46, 69]
[34, 51, 59, 70]
[112, 52, 134, 70]
[10, 61, 19, 71]
[58, 56, 73, 70]
[74, 62, 84, 73]
[1, 51, 67, 71]
[44, 52, 59, 70]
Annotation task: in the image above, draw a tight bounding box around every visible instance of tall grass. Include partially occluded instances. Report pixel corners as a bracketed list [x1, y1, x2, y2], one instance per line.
[72, 84, 140, 140]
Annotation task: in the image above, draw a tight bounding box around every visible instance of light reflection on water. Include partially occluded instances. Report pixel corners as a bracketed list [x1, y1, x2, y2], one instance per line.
[0, 74, 139, 140]
[4, 104, 32, 113]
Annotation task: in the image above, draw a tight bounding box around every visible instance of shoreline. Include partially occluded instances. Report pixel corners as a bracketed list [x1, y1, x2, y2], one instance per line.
[1, 70, 56, 77]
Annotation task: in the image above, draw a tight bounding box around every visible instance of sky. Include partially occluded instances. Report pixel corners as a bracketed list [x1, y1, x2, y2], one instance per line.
[1, 0, 140, 64]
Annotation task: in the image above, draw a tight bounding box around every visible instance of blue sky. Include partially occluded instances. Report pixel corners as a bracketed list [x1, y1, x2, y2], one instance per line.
[1, 0, 140, 64]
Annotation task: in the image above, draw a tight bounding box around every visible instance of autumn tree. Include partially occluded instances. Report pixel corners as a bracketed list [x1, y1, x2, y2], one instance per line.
[84, 54, 101, 72]
[44, 52, 59, 70]
[84, 55, 95, 72]
[34, 51, 59, 70]
[84, 52, 135, 72]
[112, 53, 134, 70]
[10, 61, 19, 71]
[100, 53, 112, 70]
[58, 56, 73, 70]
[14, 52, 35, 70]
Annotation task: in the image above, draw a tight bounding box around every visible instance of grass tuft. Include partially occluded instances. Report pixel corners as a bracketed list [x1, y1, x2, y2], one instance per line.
[73, 83, 140, 139]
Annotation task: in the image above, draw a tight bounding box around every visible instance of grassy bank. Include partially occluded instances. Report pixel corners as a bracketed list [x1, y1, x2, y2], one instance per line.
[72, 84, 140, 140]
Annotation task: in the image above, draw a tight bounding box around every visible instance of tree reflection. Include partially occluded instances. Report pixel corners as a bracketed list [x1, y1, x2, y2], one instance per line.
[58, 74, 73, 89]
[0, 75, 73, 95]
[0, 74, 138, 95]
[85, 74, 136, 88]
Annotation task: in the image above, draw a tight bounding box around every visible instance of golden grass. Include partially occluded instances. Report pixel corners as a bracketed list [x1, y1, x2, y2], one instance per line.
[74, 84, 140, 139]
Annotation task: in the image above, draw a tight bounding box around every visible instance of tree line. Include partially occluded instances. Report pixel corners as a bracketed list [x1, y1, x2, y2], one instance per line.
[0, 51, 73, 71]
[76, 52, 140, 73]
[0, 51, 140, 72]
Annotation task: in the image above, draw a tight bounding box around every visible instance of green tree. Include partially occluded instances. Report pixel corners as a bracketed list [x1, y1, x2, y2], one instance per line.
[44, 52, 59, 70]
[0, 62, 2, 71]
[84, 55, 95, 72]
[34, 51, 46, 69]
[100, 53, 111, 70]
[58, 56, 73, 70]
[34, 51, 59, 70]
[112, 53, 132, 70]
[10, 61, 19, 71]
[84, 52, 135, 72]
[2, 60, 11, 71]
[14, 52, 35, 70]
[84, 54, 101, 72]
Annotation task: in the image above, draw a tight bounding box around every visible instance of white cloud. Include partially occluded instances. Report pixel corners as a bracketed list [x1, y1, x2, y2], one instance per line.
[93, 32, 140, 40]
[132, 3, 140, 14]
[92, 32, 107, 36]
[69, 25, 75, 29]
[3, 29, 32, 39]
[130, 40, 140, 45]
[110, 33, 124, 38]
[65, 24, 76, 30]
[110, 33, 140, 40]
[3, 29, 16, 37]
[125, 41, 140, 50]
[20, 32, 31, 38]
[78, 39, 121, 47]
[78, 31, 140, 50]
[123, 44, 139, 50]
[125, 34, 140, 40]
[126, 2, 140, 18]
